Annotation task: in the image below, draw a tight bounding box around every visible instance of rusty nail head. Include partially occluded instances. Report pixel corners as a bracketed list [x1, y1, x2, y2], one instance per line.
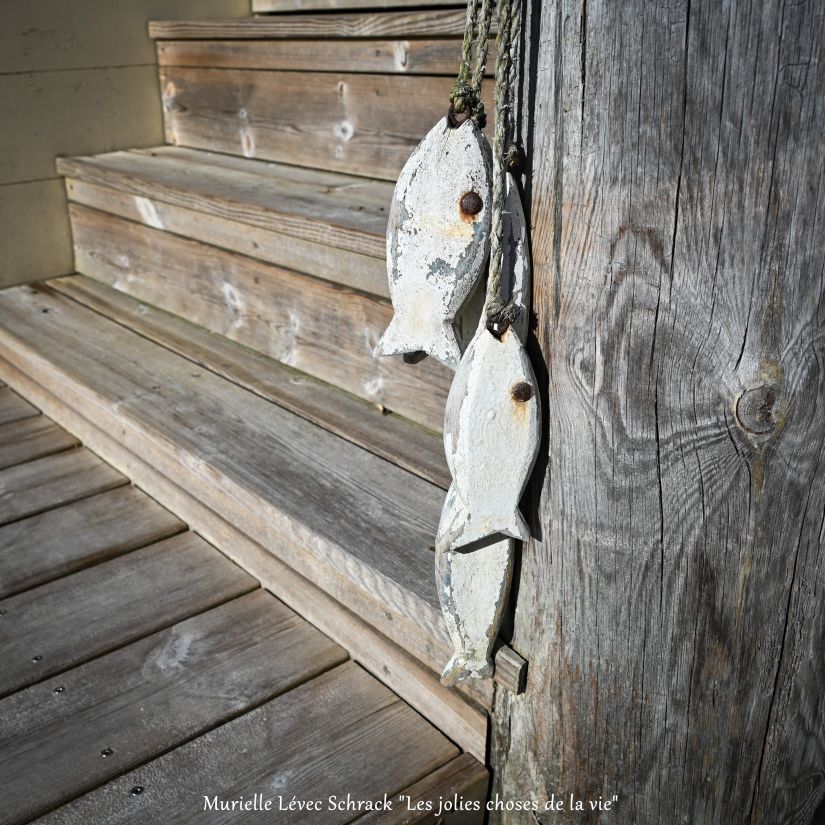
[460, 191, 483, 216]
[511, 382, 534, 402]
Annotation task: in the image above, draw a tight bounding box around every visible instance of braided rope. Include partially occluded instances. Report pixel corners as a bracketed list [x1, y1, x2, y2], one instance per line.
[450, 0, 479, 115]
[484, 0, 519, 324]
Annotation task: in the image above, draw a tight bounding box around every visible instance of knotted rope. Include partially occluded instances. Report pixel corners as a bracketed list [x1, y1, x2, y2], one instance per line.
[449, 0, 494, 125]
[484, 0, 521, 326]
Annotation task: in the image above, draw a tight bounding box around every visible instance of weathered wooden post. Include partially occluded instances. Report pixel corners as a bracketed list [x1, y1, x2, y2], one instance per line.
[492, 0, 825, 822]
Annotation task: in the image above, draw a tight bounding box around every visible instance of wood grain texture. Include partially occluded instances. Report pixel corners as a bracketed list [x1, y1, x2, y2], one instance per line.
[0, 356, 492, 753]
[52, 276, 449, 488]
[69, 205, 451, 430]
[58, 147, 390, 261]
[0, 532, 256, 697]
[0, 448, 125, 526]
[149, 10, 474, 39]
[157, 37, 492, 76]
[0, 386, 38, 426]
[352, 753, 488, 825]
[0, 415, 77, 470]
[491, 1, 825, 823]
[0, 590, 346, 825]
[36, 663, 458, 825]
[252, 0, 461, 12]
[64, 178, 388, 297]
[0, 485, 184, 598]
[0, 286, 450, 683]
[159, 67, 492, 180]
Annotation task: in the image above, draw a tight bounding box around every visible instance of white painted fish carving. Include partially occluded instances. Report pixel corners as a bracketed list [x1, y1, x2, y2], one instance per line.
[436, 174, 538, 685]
[374, 116, 492, 368]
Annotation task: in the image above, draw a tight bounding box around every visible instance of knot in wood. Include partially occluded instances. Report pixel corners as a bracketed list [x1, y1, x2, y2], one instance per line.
[459, 191, 483, 217]
[735, 385, 782, 435]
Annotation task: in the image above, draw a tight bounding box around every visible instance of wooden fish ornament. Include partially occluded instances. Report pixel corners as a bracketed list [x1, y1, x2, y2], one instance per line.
[374, 116, 492, 368]
[436, 175, 539, 685]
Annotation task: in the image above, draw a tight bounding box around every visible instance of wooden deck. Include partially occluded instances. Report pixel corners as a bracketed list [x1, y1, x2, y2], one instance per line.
[0, 390, 487, 824]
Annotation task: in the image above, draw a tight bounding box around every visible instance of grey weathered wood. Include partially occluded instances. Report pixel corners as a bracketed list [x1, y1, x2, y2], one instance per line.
[36, 662, 459, 825]
[69, 205, 451, 430]
[149, 10, 474, 40]
[157, 37, 493, 76]
[0, 590, 346, 825]
[159, 67, 492, 181]
[0, 285, 449, 681]
[52, 276, 449, 489]
[0, 532, 256, 697]
[491, 1, 825, 823]
[0, 485, 184, 598]
[0, 386, 38, 426]
[252, 0, 461, 12]
[352, 753, 488, 825]
[58, 148, 390, 261]
[0, 448, 126, 526]
[0, 353, 492, 752]
[0, 415, 78, 470]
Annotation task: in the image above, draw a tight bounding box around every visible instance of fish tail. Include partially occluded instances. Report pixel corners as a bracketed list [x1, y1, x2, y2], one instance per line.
[439, 506, 531, 551]
[373, 316, 462, 368]
[440, 652, 494, 687]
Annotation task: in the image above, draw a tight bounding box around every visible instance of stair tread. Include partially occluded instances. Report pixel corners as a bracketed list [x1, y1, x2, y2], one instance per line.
[52, 275, 449, 488]
[0, 284, 452, 683]
[253, 0, 462, 12]
[58, 147, 390, 263]
[149, 9, 471, 39]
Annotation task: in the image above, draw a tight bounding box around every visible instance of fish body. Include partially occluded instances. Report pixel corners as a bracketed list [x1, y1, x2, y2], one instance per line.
[435, 174, 537, 684]
[437, 323, 540, 551]
[375, 116, 492, 368]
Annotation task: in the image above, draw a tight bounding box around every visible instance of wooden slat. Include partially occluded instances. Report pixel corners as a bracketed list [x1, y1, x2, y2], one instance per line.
[0, 287, 463, 698]
[160, 67, 492, 180]
[70, 205, 451, 431]
[157, 37, 493, 76]
[0, 447, 126, 526]
[36, 662, 460, 825]
[149, 10, 473, 39]
[353, 753, 489, 824]
[0, 590, 347, 825]
[253, 0, 462, 12]
[0, 386, 38, 426]
[53, 276, 449, 488]
[65, 177, 388, 297]
[0, 485, 185, 598]
[58, 148, 389, 260]
[0, 415, 78, 470]
[0, 532, 256, 697]
[0, 355, 491, 754]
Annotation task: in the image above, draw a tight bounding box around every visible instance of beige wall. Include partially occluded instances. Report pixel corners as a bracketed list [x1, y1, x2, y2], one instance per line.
[0, 0, 250, 288]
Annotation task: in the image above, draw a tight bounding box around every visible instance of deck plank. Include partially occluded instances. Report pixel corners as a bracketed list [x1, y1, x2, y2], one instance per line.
[0, 447, 126, 526]
[0, 485, 185, 598]
[35, 662, 458, 825]
[149, 10, 472, 39]
[52, 276, 449, 488]
[0, 415, 78, 470]
[69, 205, 451, 431]
[0, 386, 38, 426]
[0, 532, 256, 697]
[0, 590, 347, 825]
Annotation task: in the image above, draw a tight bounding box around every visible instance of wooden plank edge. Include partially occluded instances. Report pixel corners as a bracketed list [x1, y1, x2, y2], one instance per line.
[49, 276, 449, 490]
[0, 356, 488, 762]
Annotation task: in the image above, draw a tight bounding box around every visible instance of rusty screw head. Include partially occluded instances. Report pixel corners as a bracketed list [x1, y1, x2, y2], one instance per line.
[511, 381, 534, 402]
[460, 191, 483, 216]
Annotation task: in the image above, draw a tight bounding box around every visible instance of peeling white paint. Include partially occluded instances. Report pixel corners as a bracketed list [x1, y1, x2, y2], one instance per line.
[221, 282, 245, 329]
[134, 196, 164, 230]
[333, 120, 354, 142]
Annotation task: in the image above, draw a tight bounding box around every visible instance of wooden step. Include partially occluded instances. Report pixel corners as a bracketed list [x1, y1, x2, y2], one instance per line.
[57, 146, 391, 296]
[51, 275, 449, 488]
[0, 283, 508, 759]
[0, 415, 78, 470]
[62, 202, 451, 431]
[0, 386, 38, 426]
[149, 10, 473, 39]
[252, 0, 463, 13]
[0, 443, 484, 823]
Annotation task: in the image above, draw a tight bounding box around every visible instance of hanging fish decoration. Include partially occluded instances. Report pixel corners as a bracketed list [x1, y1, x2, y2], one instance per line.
[436, 174, 539, 685]
[373, 116, 492, 368]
